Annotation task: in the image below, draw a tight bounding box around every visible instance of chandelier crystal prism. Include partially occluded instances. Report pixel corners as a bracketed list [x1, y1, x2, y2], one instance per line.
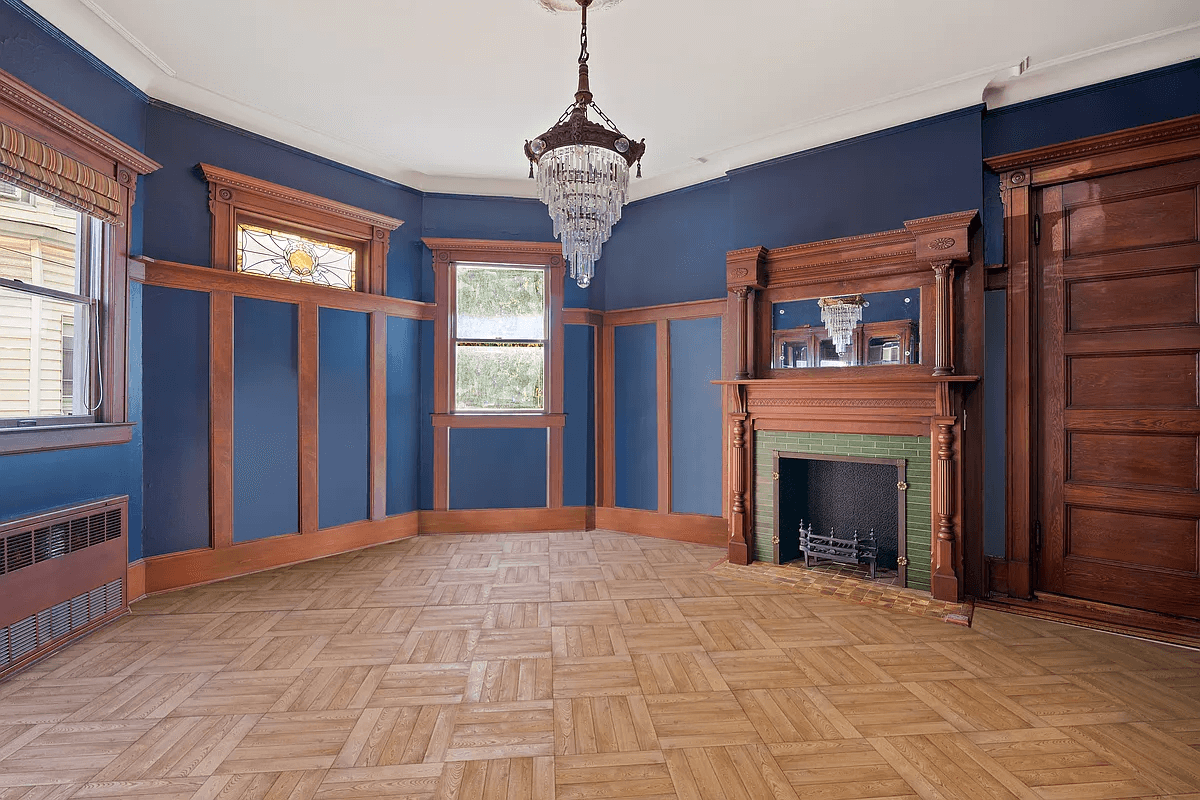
[525, 0, 644, 288]
[819, 295, 867, 356]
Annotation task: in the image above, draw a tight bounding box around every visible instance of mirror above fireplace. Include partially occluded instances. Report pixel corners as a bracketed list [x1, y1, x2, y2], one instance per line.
[772, 288, 922, 369]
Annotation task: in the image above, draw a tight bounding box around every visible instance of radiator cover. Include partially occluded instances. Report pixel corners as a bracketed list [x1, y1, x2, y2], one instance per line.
[0, 496, 128, 679]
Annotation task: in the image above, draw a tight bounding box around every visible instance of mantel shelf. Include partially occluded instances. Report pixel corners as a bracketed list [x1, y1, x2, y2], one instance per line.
[713, 374, 979, 387]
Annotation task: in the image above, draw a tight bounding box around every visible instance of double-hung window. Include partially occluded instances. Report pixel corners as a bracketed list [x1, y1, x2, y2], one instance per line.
[453, 264, 547, 411]
[0, 180, 104, 424]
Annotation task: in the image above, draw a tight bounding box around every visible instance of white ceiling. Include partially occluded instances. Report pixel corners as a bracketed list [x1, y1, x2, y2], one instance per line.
[24, 0, 1200, 201]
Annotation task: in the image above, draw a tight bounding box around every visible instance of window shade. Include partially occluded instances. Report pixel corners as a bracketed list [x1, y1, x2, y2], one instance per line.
[0, 121, 123, 225]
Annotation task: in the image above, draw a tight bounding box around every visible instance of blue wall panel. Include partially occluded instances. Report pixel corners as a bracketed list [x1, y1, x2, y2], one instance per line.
[418, 319, 435, 510]
[669, 317, 722, 517]
[318, 308, 370, 528]
[233, 297, 299, 542]
[449, 428, 547, 510]
[599, 180, 730, 310]
[142, 285, 210, 557]
[613, 323, 658, 510]
[563, 325, 595, 508]
[387, 316, 420, 516]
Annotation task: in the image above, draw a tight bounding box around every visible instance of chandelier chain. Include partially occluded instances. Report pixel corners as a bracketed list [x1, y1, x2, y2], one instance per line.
[578, 1, 590, 64]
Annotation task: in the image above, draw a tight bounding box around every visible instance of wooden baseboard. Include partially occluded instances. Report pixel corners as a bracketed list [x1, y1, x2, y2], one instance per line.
[979, 592, 1200, 649]
[132, 506, 726, 597]
[419, 507, 590, 535]
[594, 506, 727, 547]
[142, 512, 419, 595]
[127, 559, 146, 604]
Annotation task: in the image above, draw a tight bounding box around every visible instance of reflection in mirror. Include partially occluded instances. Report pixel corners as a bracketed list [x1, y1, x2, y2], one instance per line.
[772, 288, 920, 369]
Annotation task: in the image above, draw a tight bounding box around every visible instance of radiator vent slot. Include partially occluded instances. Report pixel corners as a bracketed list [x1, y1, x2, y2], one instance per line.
[0, 578, 124, 671]
[3, 506, 124, 579]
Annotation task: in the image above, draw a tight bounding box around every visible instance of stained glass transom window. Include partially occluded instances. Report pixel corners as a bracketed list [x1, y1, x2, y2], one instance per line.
[454, 264, 546, 411]
[236, 223, 356, 289]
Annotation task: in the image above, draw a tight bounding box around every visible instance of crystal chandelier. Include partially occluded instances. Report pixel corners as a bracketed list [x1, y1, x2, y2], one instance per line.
[819, 295, 866, 355]
[525, 0, 645, 288]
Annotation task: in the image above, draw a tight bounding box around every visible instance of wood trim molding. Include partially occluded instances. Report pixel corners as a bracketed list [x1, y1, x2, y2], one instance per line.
[209, 291, 234, 550]
[426, 239, 567, 513]
[0, 67, 159, 176]
[563, 308, 604, 326]
[142, 512, 419, 595]
[593, 507, 726, 547]
[420, 507, 589, 535]
[0, 422, 133, 455]
[656, 320, 672, 514]
[603, 298, 726, 326]
[985, 113, 1200, 184]
[202, 164, 402, 294]
[135, 257, 434, 319]
[431, 413, 566, 429]
[298, 303, 320, 536]
[421, 238, 564, 265]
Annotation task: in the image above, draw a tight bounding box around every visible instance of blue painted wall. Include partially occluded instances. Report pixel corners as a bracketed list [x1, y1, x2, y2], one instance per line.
[142, 285, 210, 557]
[0, 1, 147, 560]
[141, 102, 426, 300]
[599, 179, 730, 311]
[729, 108, 984, 253]
[613, 323, 658, 511]
[318, 308, 370, 528]
[387, 316, 420, 516]
[449, 428, 548, 510]
[563, 324, 595, 507]
[669, 317, 722, 517]
[233, 297, 299, 542]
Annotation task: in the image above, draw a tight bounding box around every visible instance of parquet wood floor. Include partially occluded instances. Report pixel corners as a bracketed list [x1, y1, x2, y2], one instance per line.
[3, 531, 1200, 799]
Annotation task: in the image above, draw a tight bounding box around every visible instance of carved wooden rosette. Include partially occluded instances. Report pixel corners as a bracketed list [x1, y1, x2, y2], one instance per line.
[721, 210, 980, 601]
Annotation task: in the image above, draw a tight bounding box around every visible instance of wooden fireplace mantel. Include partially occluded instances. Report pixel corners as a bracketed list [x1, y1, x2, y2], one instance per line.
[721, 210, 983, 603]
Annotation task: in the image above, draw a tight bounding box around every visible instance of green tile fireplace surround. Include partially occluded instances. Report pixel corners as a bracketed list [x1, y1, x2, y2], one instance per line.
[753, 430, 933, 592]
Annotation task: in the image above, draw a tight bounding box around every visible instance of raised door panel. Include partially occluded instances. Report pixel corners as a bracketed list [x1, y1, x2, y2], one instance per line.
[1040, 159, 1200, 619]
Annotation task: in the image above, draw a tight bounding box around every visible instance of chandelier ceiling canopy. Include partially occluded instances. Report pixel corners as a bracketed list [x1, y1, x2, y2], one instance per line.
[525, 0, 645, 289]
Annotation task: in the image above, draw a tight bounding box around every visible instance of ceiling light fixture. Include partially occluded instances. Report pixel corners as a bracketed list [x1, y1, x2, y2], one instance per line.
[525, 0, 645, 288]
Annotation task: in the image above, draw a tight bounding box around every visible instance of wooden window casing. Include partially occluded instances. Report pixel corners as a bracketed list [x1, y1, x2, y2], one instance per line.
[0, 67, 160, 455]
[424, 238, 567, 510]
[201, 164, 401, 295]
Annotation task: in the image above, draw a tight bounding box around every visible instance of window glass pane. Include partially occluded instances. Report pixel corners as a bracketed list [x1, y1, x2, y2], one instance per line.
[455, 342, 544, 410]
[456, 265, 545, 339]
[0, 179, 82, 293]
[237, 223, 356, 290]
[0, 179, 92, 419]
[0, 288, 88, 418]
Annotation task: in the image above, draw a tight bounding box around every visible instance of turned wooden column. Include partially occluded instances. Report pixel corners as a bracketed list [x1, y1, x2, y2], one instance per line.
[931, 259, 955, 376]
[726, 246, 767, 381]
[728, 406, 750, 565]
[931, 414, 959, 600]
[732, 287, 750, 379]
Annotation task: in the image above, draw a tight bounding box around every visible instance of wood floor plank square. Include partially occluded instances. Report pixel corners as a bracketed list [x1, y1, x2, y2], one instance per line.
[622, 625, 705, 654]
[642, 692, 761, 749]
[815, 684, 958, 737]
[334, 706, 454, 767]
[554, 657, 641, 698]
[552, 626, 629, 658]
[191, 770, 327, 800]
[689, 619, 776, 652]
[310, 634, 408, 666]
[368, 664, 471, 706]
[736, 688, 859, 742]
[551, 580, 612, 602]
[443, 701, 554, 761]
[554, 696, 659, 754]
[663, 744, 799, 800]
[170, 674, 297, 716]
[226, 635, 329, 672]
[708, 651, 811, 690]
[556, 751, 673, 799]
[464, 660, 553, 703]
[269, 665, 387, 712]
[315, 764, 443, 799]
[437, 757, 553, 800]
[213, 710, 359, 774]
[550, 601, 619, 627]
[472, 629, 553, 661]
[633, 653, 729, 695]
[614, 599, 687, 624]
[768, 740, 917, 798]
[484, 603, 550, 629]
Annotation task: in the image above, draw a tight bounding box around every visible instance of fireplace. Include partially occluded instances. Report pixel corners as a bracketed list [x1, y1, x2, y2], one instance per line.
[773, 452, 907, 585]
